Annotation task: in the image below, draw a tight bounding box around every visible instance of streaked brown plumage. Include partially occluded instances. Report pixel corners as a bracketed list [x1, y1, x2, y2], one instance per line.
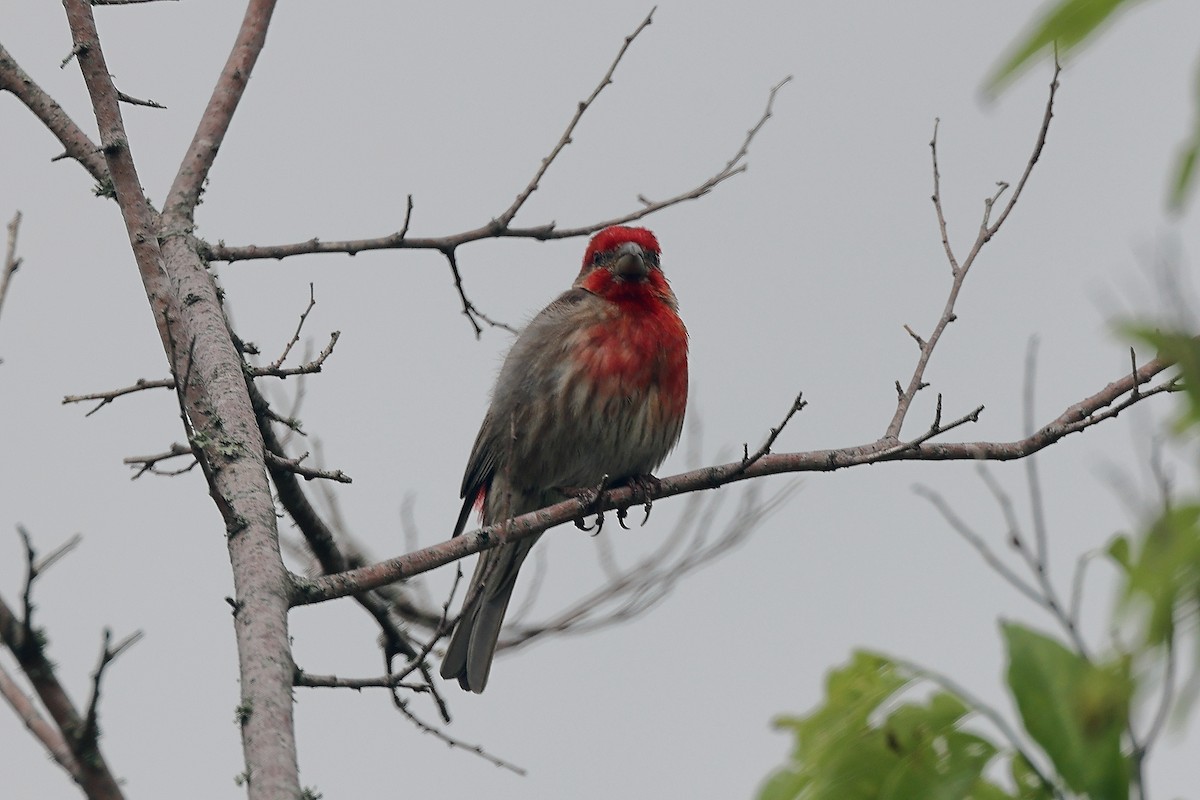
[440, 226, 688, 692]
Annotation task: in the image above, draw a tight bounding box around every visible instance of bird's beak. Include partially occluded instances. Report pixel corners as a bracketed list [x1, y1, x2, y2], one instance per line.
[612, 243, 649, 281]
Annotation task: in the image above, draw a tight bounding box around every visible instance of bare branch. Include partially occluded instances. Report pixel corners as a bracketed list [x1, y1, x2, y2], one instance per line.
[440, 247, 517, 338]
[81, 628, 143, 753]
[162, 0, 277, 221]
[929, 118, 959, 275]
[122, 442, 197, 479]
[115, 90, 164, 109]
[202, 76, 791, 263]
[0, 43, 110, 183]
[1022, 339, 1050, 574]
[0, 662, 82, 783]
[294, 353, 1175, 606]
[250, 331, 340, 378]
[887, 64, 1061, 440]
[875, 403, 985, 459]
[1139, 635, 1177, 756]
[264, 450, 351, 484]
[494, 8, 656, 229]
[1067, 549, 1099, 633]
[903, 324, 926, 349]
[294, 669, 428, 692]
[251, 381, 423, 664]
[985, 60, 1061, 238]
[1, 529, 127, 799]
[499, 480, 795, 652]
[390, 698, 526, 775]
[739, 392, 807, 471]
[0, 211, 23, 332]
[266, 283, 317, 371]
[913, 484, 1047, 609]
[63, 377, 176, 415]
[93, 0, 180, 5]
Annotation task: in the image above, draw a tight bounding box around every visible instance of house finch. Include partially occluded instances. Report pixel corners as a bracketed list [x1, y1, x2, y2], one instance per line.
[440, 225, 689, 692]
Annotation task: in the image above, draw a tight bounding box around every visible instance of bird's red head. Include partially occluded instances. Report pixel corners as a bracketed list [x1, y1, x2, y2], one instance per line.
[576, 226, 674, 307]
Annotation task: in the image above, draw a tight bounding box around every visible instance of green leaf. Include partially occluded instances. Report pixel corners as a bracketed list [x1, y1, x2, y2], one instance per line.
[1011, 752, 1056, 800]
[760, 652, 1020, 800]
[1126, 327, 1200, 432]
[1168, 57, 1200, 212]
[984, 0, 1148, 95]
[1119, 503, 1200, 646]
[1169, 139, 1199, 211]
[1106, 534, 1132, 573]
[1003, 623, 1131, 800]
[758, 768, 807, 800]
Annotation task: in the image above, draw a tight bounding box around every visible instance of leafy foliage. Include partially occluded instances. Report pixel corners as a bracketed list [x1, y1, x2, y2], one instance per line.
[984, 0, 1145, 94]
[1003, 624, 1131, 800]
[758, 651, 1050, 800]
[987, 0, 1199, 211]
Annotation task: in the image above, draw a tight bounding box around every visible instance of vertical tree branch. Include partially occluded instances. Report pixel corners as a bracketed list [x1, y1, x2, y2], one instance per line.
[163, 0, 277, 222]
[60, 1, 300, 796]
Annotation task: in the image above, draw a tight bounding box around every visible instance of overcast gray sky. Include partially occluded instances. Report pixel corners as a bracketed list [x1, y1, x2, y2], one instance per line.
[3, 1, 1199, 798]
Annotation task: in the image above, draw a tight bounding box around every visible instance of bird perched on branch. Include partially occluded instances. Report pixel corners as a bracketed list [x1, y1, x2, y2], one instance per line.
[440, 225, 689, 692]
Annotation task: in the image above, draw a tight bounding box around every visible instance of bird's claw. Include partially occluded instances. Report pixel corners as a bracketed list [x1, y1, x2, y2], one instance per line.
[625, 473, 661, 526]
[574, 514, 603, 534]
[566, 475, 610, 534]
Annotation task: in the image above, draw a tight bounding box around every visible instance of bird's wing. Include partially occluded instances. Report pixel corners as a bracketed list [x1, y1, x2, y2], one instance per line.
[453, 411, 499, 537]
[452, 288, 598, 538]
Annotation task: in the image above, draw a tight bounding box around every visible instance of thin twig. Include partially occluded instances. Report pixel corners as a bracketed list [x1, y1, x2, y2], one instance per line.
[914, 485, 1047, 608]
[494, 8, 657, 229]
[0, 211, 23, 331]
[391, 699, 526, 775]
[251, 381, 423, 665]
[886, 63, 1060, 441]
[122, 442, 197, 479]
[984, 60, 1061, 238]
[0, 528, 126, 799]
[250, 331, 340, 378]
[739, 392, 807, 472]
[63, 377, 176, 415]
[264, 450, 351, 484]
[203, 76, 792, 263]
[0, 662, 82, 781]
[399, 194, 414, 241]
[440, 245, 519, 337]
[1067, 549, 1099, 632]
[974, 463, 1088, 658]
[1140, 635, 1177, 754]
[115, 90, 164, 109]
[1023, 340, 1051, 577]
[267, 283, 316, 371]
[929, 118, 959, 275]
[294, 670, 428, 692]
[875, 404, 985, 458]
[81, 628, 144, 750]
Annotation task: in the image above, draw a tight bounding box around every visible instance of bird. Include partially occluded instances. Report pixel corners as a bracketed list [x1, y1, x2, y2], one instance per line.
[439, 225, 689, 692]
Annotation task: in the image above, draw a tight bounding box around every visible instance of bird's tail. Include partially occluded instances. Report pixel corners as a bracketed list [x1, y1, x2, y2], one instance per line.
[440, 534, 540, 693]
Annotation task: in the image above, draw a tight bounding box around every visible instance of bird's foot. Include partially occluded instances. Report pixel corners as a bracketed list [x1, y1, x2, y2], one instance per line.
[624, 473, 662, 526]
[566, 474, 609, 534]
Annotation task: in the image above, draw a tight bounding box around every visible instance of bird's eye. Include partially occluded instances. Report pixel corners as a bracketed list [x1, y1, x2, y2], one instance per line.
[591, 251, 612, 266]
[645, 251, 661, 268]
